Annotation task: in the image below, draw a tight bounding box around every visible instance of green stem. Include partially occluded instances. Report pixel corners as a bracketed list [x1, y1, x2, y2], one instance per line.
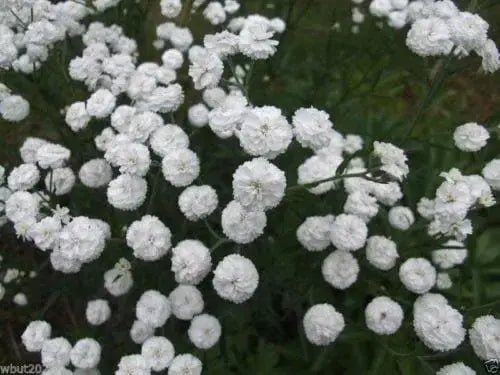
[286, 170, 376, 193]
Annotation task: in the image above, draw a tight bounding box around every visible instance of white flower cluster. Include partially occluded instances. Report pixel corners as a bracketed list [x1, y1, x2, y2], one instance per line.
[0, 83, 29, 122]
[368, 0, 499, 72]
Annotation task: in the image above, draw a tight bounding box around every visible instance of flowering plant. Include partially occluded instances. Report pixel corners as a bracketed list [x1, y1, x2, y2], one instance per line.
[0, 0, 499, 374]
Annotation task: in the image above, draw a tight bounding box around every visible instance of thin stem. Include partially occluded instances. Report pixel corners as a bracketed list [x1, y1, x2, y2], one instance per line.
[210, 238, 231, 252]
[286, 171, 375, 193]
[204, 219, 223, 240]
[146, 169, 161, 214]
[466, 299, 500, 312]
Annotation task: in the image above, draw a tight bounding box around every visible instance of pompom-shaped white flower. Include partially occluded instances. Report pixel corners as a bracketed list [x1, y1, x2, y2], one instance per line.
[413, 293, 465, 351]
[365, 296, 404, 335]
[36, 144, 71, 169]
[297, 154, 343, 195]
[469, 315, 500, 361]
[8, 163, 40, 191]
[366, 235, 399, 270]
[388, 206, 415, 230]
[292, 107, 333, 150]
[373, 141, 409, 181]
[453, 122, 490, 152]
[136, 290, 171, 328]
[150, 125, 189, 158]
[188, 103, 209, 127]
[104, 268, 133, 297]
[322, 250, 360, 289]
[406, 17, 453, 56]
[107, 174, 147, 210]
[142, 336, 175, 372]
[237, 106, 293, 159]
[171, 240, 212, 285]
[239, 18, 278, 59]
[168, 354, 202, 375]
[188, 314, 222, 349]
[204, 31, 239, 58]
[22, 320, 52, 352]
[0, 95, 30, 122]
[208, 91, 247, 138]
[178, 185, 218, 221]
[303, 304, 345, 345]
[50, 251, 82, 274]
[116, 354, 150, 375]
[432, 240, 467, 269]
[448, 12, 488, 52]
[28, 217, 62, 251]
[162, 149, 200, 187]
[160, 0, 182, 18]
[329, 214, 368, 252]
[343, 191, 379, 223]
[203, 87, 226, 108]
[221, 200, 266, 244]
[57, 217, 106, 263]
[79, 159, 112, 188]
[70, 338, 101, 369]
[482, 159, 500, 190]
[213, 254, 259, 303]
[130, 320, 155, 345]
[169, 285, 204, 320]
[203, 2, 227, 25]
[86, 299, 111, 326]
[5, 191, 39, 223]
[189, 48, 223, 90]
[162, 49, 184, 70]
[65, 102, 90, 132]
[86, 88, 116, 119]
[296, 215, 335, 252]
[45, 167, 76, 195]
[436, 362, 475, 375]
[232, 157, 286, 211]
[41, 337, 72, 368]
[127, 215, 172, 261]
[399, 258, 436, 294]
[20, 137, 49, 164]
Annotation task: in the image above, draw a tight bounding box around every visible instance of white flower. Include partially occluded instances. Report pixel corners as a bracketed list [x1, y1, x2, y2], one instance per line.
[432, 240, 467, 269]
[28, 217, 62, 251]
[79, 159, 112, 188]
[413, 293, 465, 351]
[51, 251, 82, 274]
[399, 258, 436, 294]
[406, 17, 454, 56]
[168, 354, 202, 375]
[296, 215, 335, 252]
[45, 167, 76, 195]
[292, 107, 333, 150]
[297, 153, 343, 195]
[203, 2, 227, 25]
[178, 185, 218, 221]
[447, 12, 488, 52]
[136, 290, 171, 328]
[482, 159, 500, 190]
[373, 141, 409, 181]
[127, 215, 172, 261]
[469, 315, 500, 360]
[188, 104, 210, 127]
[213, 254, 259, 303]
[237, 106, 293, 159]
[86, 88, 116, 119]
[478, 39, 500, 73]
[188, 48, 223, 90]
[188, 314, 222, 349]
[436, 362, 476, 375]
[94, 128, 116, 152]
[370, 0, 392, 17]
[104, 268, 133, 297]
[70, 338, 101, 369]
[204, 31, 239, 58]
[0, 95, 30, 122]
[171, 240, 212, 285]
[107, 174, 147, 210]
[36, 144, 71, 169]
[42, 367, 73, 375]
[86, 299, 111, 326]
[13, 292, 28, 306]
[116, 355, 150, 375]
[239, 18, 278, 59]
[130, 320, 155, 345]
[169, 27, 193, 52]
[388, 206, 415, 230]
[343, 134, 363, 154]
[453, 122, 490, 152]
[436, 272, 452, 289]
[169, 285, 204, 320]
[329, 214, 368, 251]
[8, 163, 40, 191]
[365, 296, 404, 335]
[162, 49, 184, 70]
[344, 191, 379, 223]
[41, 337, 72, 368]
[232, 157, 286, 211]
[162, 149, 200, 187]
[150, 125, 189, 158]
[322, 250, 360, 289]
[141, 336, 175, 371]
[57, 216, 106, 263]
[22, 320, 52, 352]
[366, 235, 399, 270]
[5, 191, 39, 223]
[160, 0, 182, 18]
[221, 202, 265, 246]
[20, 138, 50, 164]
[203, 87, 227, 108]
[208, 91, 247, 138]
[303, 304, 345, 345]
[65, 102, 90, 132]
